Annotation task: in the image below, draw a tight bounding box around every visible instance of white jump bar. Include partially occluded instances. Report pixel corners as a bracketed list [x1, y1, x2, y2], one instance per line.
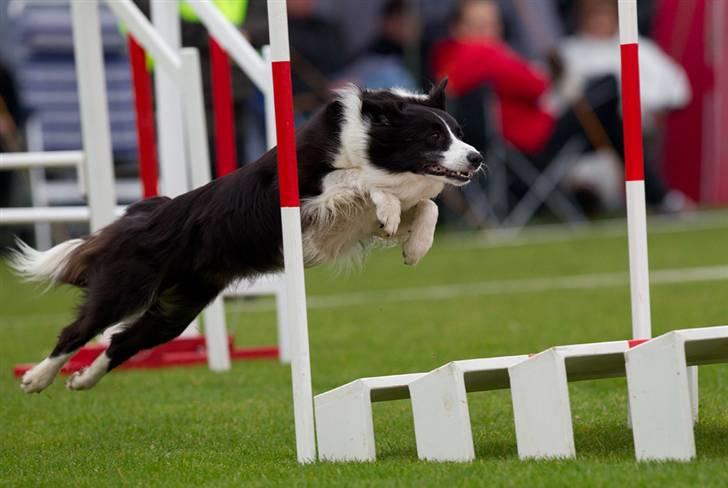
[0, 151, 84, 170]
[0, 206, 126, 224]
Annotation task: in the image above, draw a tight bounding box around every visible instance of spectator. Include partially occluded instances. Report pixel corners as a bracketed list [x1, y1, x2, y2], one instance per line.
[334, 0, 418, 91]
[432, 0, 688, 213]
[430, 0, 555, 155]
[554, 0, 691, 211]
[287, 0, 350, 110]
[557, 0, 690, 129]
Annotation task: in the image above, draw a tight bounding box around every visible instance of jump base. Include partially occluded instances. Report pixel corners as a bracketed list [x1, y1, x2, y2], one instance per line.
[13, 335, 278, 377]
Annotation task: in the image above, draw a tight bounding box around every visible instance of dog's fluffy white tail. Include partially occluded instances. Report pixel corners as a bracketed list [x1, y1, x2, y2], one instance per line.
[9, 238, 84, 285]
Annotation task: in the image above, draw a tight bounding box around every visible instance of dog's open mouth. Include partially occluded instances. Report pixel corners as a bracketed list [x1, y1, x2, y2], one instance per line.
[423, 164, 476, 182]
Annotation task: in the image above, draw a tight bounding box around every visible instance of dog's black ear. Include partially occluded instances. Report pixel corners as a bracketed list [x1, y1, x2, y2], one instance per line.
[361, 98, 406, 126]
[426, 78, 448, 110]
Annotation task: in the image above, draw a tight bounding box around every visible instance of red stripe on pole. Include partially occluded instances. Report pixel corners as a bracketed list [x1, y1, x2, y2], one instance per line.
[620, 43, 645, 182]
[128, 35, 159, 198]
[209, 37, 237, 177]
[271, 61, 300, 207]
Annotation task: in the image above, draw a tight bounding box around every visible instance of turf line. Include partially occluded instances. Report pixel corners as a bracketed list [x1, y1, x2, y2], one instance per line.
[4, 265, 727, 322]
[231, 264, 728, 312]
[445, 209, 728, 249]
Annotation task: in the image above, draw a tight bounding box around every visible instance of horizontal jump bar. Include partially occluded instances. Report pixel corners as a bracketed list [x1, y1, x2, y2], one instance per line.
[0, 151, 84, 170]
[0, 206, 126, 224]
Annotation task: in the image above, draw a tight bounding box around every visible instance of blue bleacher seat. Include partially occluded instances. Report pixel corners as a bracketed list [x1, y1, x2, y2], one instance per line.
[10, 0, 138, 161]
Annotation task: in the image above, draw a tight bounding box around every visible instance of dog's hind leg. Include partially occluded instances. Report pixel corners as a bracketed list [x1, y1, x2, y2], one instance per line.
[21, 305, 142, 394]
[66, 282, 219, 391]
[21, 270, 158, 394]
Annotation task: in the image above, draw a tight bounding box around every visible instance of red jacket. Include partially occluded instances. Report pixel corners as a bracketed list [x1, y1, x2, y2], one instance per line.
[431, 39, 555, 155]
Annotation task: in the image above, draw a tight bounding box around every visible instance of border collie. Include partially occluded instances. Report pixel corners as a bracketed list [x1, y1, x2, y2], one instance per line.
[12, 79, 483, 393]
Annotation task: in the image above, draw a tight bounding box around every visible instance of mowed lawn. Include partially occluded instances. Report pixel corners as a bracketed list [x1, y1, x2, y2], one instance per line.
[1, 218, 727, 487]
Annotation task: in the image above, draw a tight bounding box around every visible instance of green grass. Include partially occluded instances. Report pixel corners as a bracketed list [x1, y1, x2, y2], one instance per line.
[1, 220, 727, 487]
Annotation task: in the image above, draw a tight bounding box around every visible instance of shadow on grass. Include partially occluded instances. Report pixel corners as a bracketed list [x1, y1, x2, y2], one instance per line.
[696, 424, 728, 458]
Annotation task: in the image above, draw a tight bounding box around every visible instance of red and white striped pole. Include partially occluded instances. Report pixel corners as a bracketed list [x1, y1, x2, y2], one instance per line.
[618, 0, 651, 340]
[266, 0, 316, 463]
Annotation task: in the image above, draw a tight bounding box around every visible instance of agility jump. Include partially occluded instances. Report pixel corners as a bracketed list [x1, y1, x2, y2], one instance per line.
[314, 0, 728, 463]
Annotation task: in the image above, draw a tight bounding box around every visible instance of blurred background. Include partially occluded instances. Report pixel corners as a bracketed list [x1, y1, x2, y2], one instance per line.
[0, 0, 726, 248]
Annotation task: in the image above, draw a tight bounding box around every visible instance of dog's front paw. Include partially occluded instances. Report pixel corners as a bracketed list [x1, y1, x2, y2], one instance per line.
[371, 191, 401, 237]
[377, 208, 400, 238]
[402, 230, 434, 265]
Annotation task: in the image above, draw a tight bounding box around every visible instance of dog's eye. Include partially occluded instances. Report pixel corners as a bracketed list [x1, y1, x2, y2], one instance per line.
[429, 132, 441, 142]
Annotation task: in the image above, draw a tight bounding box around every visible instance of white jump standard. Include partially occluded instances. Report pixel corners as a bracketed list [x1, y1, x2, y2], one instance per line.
[626, 325, 728, 461]
[312, 0, 726, 463]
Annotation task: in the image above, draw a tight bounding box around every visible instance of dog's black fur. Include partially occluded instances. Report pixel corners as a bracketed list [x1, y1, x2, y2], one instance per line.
[14, 80, 483, 390]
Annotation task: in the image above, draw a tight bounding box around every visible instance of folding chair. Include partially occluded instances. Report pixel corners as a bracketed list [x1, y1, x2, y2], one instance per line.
[447, 86, 587, 231]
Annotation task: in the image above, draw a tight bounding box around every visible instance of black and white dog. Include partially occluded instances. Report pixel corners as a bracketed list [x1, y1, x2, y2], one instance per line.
[12, 79, 483, 393]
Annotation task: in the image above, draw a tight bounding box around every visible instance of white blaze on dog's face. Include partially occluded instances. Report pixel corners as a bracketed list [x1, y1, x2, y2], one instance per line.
[346, 79, 485, 187]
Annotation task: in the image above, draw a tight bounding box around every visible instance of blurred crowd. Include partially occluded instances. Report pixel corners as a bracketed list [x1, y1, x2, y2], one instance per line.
[0, 0, 718, 232]
[252, 0, 692, 219]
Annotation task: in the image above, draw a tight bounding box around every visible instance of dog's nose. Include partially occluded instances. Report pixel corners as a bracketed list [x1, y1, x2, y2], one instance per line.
[467, 151, 484, 168]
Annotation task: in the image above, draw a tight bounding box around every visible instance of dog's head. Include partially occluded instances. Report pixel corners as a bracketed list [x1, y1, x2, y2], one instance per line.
[335, 79, 484, 186]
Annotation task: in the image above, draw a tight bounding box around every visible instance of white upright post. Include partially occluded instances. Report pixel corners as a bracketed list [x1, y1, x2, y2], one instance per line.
[180, 47, 232, 372]
[150, 0, 189, 197]
[262, 45, 277, 150]
[267, 0, 316, 463]
[71, 0, 116, 231]
[618, 0, 698, 415]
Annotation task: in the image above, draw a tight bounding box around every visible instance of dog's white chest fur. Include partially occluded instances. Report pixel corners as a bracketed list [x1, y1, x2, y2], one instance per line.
[300, 168, 443, 266]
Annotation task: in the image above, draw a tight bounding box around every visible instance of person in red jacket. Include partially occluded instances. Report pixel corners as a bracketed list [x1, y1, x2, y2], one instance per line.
[431, 0, 555, 155]
[431, 0, 687, 214]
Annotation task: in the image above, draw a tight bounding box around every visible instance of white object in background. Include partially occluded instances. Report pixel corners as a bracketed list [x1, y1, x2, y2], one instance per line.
[184, 0, 269, 94]
[626, 325, 728, 461]
[0, 206, 125, 224]
[71, 0, 116, 232]
[225, 275, 290, 363]
[625, 181, 651, 339]
[508, 340, 636, 459]
[409, 356, 528, 462]
[150, 0, 189, 197]
[179, 47, 232, 371]
[203, 295, 232, 372]
[315, 373, 423, 461]
[262, 45, 277, 149]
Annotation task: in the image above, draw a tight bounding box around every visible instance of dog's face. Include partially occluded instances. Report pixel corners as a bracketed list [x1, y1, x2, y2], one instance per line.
[360, 80, 484, 186]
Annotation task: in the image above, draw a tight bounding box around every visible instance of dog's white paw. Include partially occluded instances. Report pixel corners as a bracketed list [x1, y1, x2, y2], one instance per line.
[66, 353, 109, 391]
[66, 369, 93, 391]
[403, 231, 434, 265]
[377, 207, 400, 238]
[371, 191, 401, 238]
[20, 359, 60, 393]
[402, 200, 438, 265]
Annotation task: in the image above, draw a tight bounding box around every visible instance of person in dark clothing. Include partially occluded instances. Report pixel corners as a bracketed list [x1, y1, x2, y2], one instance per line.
[0, 58, 31, 248]
[334, 0, 419, 91]
[286, 0, 349, 99]
[433, 0, 681, 212]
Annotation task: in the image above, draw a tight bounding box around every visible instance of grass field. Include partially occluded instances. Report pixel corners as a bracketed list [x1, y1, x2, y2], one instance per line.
[1, 216, 727, 487]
